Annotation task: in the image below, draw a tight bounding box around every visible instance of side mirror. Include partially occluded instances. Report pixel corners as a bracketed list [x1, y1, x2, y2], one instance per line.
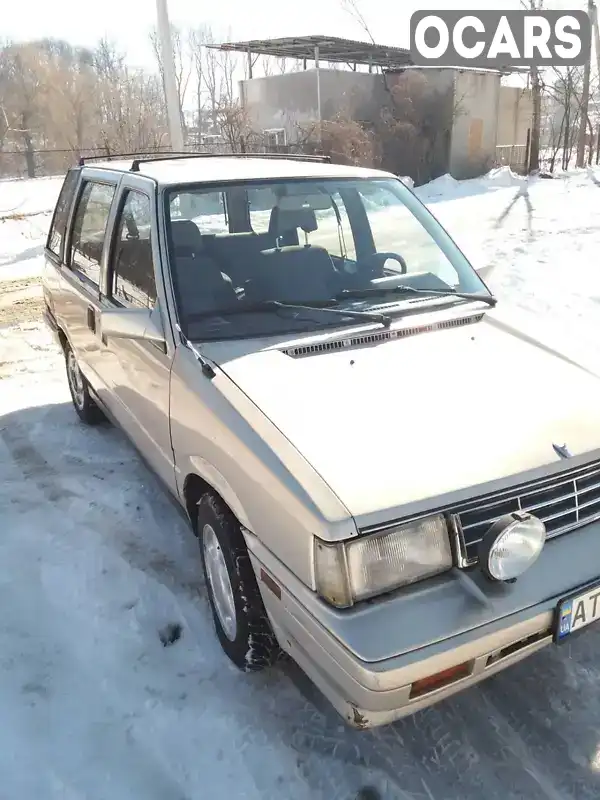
[100, 306, 166, 347]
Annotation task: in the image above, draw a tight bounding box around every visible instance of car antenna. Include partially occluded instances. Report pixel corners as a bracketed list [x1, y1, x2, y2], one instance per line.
[175, 323, 215, 379]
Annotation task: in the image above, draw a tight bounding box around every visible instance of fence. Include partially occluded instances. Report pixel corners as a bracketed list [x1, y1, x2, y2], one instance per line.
[0, 139, 319, 180]
[0, 147, 118, 180]
[495, 144, 528, 174]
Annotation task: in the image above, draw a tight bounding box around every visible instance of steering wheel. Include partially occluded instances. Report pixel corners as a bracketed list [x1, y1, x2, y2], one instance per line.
[361, 251, 408, 279]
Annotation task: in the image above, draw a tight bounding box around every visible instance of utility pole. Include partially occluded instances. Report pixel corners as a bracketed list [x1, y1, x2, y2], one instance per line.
[156, 0, 184, 151]
[576, 0, 594, 167]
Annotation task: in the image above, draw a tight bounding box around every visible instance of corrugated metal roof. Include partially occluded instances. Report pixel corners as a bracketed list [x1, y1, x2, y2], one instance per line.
[207, 35, 413, 69]
[208, 35, 526, 74]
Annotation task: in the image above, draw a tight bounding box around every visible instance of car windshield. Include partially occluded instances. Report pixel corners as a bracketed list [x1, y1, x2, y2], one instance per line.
[165, 177, 489, 341]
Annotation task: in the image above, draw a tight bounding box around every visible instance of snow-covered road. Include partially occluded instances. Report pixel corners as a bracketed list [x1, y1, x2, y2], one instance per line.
[4, 169, 600, 799]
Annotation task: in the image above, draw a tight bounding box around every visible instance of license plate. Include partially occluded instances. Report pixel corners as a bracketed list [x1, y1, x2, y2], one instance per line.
[555, 581, 600, 642]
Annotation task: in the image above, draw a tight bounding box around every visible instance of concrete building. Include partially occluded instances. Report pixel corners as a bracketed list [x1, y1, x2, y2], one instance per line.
[214, 36, 532, 182]
[239, 69, 385, 143]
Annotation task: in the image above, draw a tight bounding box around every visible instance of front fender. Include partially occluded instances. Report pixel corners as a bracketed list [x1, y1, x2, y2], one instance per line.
[179, 454, 252, 531]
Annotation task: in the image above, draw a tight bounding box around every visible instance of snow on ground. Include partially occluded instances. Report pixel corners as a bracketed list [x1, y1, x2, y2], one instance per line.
[5, 168, 600, 798]
[0, 176, 63, 284]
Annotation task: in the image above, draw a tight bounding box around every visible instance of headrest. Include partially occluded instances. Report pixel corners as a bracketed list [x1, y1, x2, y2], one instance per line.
[269, 206, 318, 237]
[170, 219, 204, 254]
[257, 244, 336, 302]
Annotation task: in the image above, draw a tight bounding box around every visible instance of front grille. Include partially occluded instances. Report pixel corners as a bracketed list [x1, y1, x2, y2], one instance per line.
[456, 460, 600, 563]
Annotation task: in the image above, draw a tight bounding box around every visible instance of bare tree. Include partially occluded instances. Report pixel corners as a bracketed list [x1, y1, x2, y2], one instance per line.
[4, 43, 42, 176]
[299, 112, 377, 165]
[216, 100, 258, 152]
[202, 32, 221, 133]
[189, 26, 207, 133]
[262, 55, 274, 77]
[521, 0, 544, 172]
[548, 67, 582, 170]
[217, 32, 237, 106]
[339, 0, 375, 44]
[199, 29, 239, 130]
[0, 36, 170, 177]
[543, 65, 598, 170]
[376, 71, 455, 183]
[0, 42, 21, 153]
[261, 55, 297, 76]
[41, 41, 97, 161]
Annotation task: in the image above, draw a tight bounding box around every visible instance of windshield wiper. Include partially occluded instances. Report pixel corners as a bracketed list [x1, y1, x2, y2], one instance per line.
[187, 299, 392, 326]
[337, 285, 497, 308]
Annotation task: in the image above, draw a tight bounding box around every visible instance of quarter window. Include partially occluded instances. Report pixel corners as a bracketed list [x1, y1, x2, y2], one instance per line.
[69, 181, 116, 286]
[47, 169, 79, 258]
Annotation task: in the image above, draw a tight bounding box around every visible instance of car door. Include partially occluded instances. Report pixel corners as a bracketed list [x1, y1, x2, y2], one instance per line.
[56, 173, 119, 396]
[97, 177, 177, 493]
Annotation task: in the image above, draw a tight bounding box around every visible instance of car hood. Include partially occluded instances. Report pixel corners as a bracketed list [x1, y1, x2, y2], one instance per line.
[203, 311, 600, 522]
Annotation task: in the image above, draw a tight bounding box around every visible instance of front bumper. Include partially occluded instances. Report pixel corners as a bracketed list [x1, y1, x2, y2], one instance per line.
[246, 518, 600, 729]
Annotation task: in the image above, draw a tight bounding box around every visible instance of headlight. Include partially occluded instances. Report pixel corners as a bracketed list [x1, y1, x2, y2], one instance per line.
[314, 514, 453, 608]
[479, 512, 546, 582]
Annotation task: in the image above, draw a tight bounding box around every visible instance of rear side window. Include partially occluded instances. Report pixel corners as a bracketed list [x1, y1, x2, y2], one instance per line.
[246, 186, 357, 260]
[111, 190, 157, 309]
[47, 169, 79, 258]
[170, 190, 228, 233]
[69, 181, 116, 287]
[248, 186, 277, 234]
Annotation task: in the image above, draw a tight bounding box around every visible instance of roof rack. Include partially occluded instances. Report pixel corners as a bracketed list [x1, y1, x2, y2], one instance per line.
[78, 151, 185, 166]
[129, 152, 332, 172]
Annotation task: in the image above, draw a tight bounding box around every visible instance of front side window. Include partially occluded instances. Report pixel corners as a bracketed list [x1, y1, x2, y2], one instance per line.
[111, 190, 157, 309]
[165, 178, 488, 341]
[355, 183, 458, 286]
[69, 181, 116, 287]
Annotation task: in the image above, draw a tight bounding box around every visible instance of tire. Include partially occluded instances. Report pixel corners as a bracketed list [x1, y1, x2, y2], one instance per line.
[197, 492, 280, 671]
[64, 343, 105, 425]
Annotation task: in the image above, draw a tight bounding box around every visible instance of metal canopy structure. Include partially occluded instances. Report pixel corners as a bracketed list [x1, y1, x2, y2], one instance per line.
[207, 35, 525, 77]
[207, 35, 414, 74]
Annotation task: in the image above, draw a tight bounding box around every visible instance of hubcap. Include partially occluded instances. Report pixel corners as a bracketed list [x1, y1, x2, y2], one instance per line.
[203, 524, 237, 641]
[66, 351, 85, 410]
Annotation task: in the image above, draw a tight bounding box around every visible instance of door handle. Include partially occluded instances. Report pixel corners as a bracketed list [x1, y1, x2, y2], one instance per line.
[87, 306, 96, 333]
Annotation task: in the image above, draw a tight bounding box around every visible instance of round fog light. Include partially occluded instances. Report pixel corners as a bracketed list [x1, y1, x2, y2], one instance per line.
[479, 512, 546, 582]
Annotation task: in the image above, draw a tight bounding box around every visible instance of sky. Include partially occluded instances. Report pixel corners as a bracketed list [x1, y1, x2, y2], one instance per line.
[3, 0, 540, 70]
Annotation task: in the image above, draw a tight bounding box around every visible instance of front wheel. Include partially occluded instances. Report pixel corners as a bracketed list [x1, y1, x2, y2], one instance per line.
[64, 344, 105, 425]
[198, 493, 280, 671]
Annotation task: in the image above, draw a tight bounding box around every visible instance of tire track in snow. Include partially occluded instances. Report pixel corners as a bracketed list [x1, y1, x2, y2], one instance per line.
[0, 417, 79, 503]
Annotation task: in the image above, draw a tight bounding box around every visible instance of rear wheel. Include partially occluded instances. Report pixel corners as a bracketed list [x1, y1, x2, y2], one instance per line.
[197, 492, 280, 671]
[64, 344, 105, 425]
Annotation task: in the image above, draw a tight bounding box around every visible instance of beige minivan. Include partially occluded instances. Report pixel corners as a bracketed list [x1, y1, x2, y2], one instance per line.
[43, 152, 600, 728]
